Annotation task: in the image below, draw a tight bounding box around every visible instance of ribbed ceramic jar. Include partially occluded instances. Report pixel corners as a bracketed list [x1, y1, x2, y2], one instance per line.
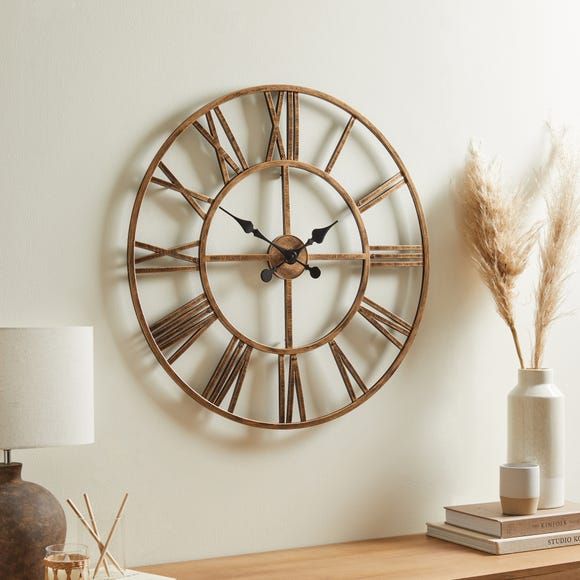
[507, 368, 565, 509]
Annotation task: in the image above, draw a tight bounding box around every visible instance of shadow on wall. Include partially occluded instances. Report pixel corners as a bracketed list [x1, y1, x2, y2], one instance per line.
[99, 93, 312, 452]
[360, 168, 486, 535]
[99, 91, 482, 476]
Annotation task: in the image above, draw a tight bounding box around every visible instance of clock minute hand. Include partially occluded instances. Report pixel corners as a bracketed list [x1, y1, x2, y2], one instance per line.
[297, 220, 339, 251]
[219, 207, 293, 259]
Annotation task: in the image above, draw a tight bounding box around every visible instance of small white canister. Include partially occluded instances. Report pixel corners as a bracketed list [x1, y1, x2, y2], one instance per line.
[500, 463, 540, 515]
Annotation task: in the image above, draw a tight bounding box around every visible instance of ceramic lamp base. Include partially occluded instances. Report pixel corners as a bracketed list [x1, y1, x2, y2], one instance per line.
[0, 463, 66, 579]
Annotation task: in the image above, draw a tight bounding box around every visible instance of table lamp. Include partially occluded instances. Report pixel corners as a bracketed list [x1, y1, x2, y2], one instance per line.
[0, 327, 94, 579]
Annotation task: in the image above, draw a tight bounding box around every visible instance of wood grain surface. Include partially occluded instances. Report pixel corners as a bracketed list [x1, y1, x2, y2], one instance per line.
[136, 533, 580, 579]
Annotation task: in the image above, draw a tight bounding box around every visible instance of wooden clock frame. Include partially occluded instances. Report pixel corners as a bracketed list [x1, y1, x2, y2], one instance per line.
[127, 84, 430, 429]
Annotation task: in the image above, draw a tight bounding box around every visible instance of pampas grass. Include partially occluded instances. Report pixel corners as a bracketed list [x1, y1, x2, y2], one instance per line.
[533, 157, 580, 368]
[459, 144, 538, 368]
[459, 131, 580, 369]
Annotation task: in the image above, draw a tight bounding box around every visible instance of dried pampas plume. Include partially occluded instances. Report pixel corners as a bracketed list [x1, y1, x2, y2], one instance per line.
[459, 144, 539, 368]
[459, 129, 580, 369]
[533, 154, 580, 368]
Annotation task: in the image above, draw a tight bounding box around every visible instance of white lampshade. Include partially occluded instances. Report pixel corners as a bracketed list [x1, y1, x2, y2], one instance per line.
[0, 327, 94, 449]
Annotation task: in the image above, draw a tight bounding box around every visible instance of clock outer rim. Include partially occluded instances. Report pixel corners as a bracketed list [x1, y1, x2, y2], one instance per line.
[127, 84, 430, 430]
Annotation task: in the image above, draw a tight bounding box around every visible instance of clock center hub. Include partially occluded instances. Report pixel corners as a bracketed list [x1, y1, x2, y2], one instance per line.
[267, 235, 308, 280]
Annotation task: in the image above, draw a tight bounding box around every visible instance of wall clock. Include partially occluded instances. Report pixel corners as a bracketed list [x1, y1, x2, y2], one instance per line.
[127, 84, 429, 429]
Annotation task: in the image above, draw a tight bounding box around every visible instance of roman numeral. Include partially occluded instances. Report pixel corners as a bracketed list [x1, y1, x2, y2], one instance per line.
[193, 109, 245, 184]
[213, 106, 249, 170]
[370, 245, 423, 268]
[202, 337, 252, 412]
[329, 341, 367, 402]
[134, 240, 199, 275]
[151, 162, 210, 219]
[357, 172, 406, 213]
[278, 355, 306, 423]
[265, 91, 286, 161]
[358, 297, 412, 349]
[286, 92, 299, 161]
[264, 91, 300, 162]
[325, 116, 355, 173]
[150, 295, 216, 364]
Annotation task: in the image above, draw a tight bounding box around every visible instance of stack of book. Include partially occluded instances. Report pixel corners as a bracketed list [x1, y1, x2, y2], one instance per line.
[426, 501, 580, 555]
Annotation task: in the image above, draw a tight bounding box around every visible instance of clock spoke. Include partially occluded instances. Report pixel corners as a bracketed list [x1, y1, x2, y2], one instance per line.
[281, 165, 291, 235]
[370, 245, 423, 268]
[308, 253, 366, 261]
[284, 279, 292, 348]
[325, 116, 355, 174]
[204, 253, 270, 262]
[329, 340, 367, 402]
[358, 296, 411, 349]
[278, 354, 306, 424]
[150, 294, 217, 364]
[357, 172, 406, 213]
[203, 337, 253, 412]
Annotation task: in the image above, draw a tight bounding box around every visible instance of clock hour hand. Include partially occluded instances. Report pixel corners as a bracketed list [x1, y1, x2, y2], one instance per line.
[297, 220, 339, 251]
[219, 207, 294, 260]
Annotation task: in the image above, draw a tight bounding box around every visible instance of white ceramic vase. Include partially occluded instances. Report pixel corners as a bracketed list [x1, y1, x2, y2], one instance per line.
[507, 368, 565, 509]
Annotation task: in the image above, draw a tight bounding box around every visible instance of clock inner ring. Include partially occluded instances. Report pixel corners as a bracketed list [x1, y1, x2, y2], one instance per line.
[267, 234, 309, 280]
[198, 159, 371, 355]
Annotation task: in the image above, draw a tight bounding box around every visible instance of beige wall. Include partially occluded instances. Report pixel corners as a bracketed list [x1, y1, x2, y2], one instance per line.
[2, 0, 580, 567]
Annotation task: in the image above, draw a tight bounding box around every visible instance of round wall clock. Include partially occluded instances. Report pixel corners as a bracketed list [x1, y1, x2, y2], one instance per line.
[127, 84, 429, 429]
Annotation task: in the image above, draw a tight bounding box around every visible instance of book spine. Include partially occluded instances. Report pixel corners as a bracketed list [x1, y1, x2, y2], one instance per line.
[501, 530, 580, 555]
[502, 515, 580, 539]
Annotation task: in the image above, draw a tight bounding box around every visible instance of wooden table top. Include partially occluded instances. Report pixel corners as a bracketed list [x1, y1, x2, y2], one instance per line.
[137, 533, 580, 579]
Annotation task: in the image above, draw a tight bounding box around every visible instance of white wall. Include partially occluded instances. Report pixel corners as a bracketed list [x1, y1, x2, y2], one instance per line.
[2, 0, 580, 567]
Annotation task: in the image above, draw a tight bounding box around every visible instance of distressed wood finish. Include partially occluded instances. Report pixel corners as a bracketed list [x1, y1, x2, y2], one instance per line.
[193, 114, 241, 184]
[214, 105, 249, 171]
[204, 252, 366, 262]
[150, 295, 217, 364]
[152, 162, 210, 218]
[284, 280, 293, 349]
[359, 296, 412, 350]
[286, 92, 299, 161]
[329, 340, 367, 402]
[203, 337, 253, 412]
[278, 355, 306, 423]
[267, 235, 308, 280]
[281, 166, 291, 235]
[135, 240, 200, 275]
[265, 91, 286, 161]
[325, 116, 355, 173]
[357, 172, 406, 213]
[370, 245, 424, 268]
[127, 84, 430, 429]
